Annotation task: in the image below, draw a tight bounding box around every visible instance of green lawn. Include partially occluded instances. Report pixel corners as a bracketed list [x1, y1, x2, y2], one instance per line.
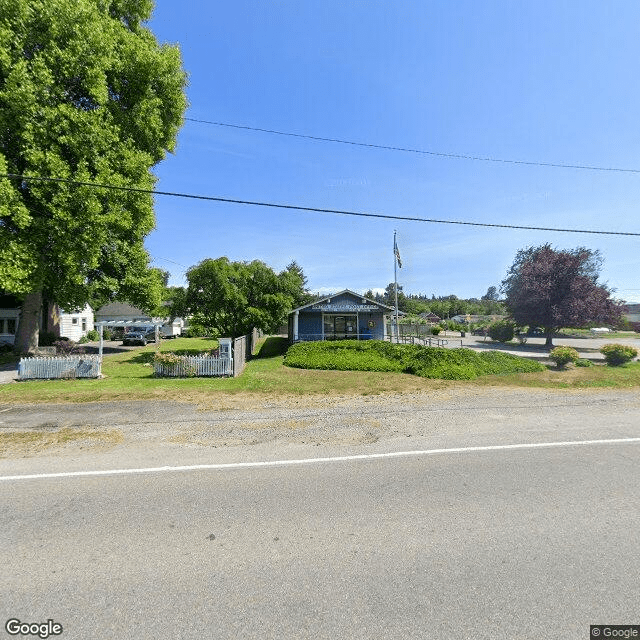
[1, 336, 639, 405]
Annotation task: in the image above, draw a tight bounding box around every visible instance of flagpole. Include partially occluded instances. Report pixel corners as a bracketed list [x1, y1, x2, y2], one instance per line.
[394, 230, 399, 343]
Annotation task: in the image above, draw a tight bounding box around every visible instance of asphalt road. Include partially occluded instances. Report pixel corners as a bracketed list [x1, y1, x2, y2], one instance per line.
[1, 390, 639, 639]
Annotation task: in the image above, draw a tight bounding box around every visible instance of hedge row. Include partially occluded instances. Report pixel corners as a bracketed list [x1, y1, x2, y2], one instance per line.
[284, 340, 545, 380]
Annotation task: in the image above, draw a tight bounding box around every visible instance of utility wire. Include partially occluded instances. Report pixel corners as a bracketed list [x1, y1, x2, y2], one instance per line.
[2, 172, 640, 237]
[184, 118, 640, 175]
[151, 256, 188, 268]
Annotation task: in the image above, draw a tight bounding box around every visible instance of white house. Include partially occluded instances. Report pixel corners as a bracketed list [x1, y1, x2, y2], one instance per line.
[50, 304, 94, 342]
[0, 294, 94, 345]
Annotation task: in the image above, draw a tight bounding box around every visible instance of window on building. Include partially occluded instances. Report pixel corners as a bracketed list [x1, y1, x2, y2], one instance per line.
[0, 318, 16, 335]
[82, 318, 87, 332]
[323, 314, 358, 339]
[72, 318, 78, 325]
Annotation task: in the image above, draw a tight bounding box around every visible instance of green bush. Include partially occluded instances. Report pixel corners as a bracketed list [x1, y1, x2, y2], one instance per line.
[575, 358, 593, 367]
[549, 346, 579, 368]
[284, 340, 544, 380]
[600, 343, 638, 366]
[183, 323, 218, 338]
[86, 329, 100, 341]
[488, 320, 516, 343]
[431, 327, 441, 336]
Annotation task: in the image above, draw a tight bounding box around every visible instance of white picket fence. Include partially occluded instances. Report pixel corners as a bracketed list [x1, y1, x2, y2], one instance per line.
[19, 356, 102, 380]
[153, 355, 232, 378]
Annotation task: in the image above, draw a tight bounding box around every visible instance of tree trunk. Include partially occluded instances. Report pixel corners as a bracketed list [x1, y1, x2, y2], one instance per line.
[14, 291, 42, 353]
[545, 329, 554, 348]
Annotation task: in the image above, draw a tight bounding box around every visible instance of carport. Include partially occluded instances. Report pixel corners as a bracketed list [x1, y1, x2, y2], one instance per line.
[94, 320, 164, 357]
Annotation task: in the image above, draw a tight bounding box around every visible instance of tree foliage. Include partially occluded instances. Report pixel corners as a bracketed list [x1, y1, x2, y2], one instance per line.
[284, 260, 315, 308]
[501, 244, 622, 346]
[185, 258, 307, 337]
[488, 320, 516, 343]
[0, 0, 187, 350]
[482, 286, 499, 301]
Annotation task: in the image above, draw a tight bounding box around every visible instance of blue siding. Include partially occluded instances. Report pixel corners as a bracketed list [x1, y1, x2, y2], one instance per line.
[297, 313, 323, 340]
[289, 290, 393, 342]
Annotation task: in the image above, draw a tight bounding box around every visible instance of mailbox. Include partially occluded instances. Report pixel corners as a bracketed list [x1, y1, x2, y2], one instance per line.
[218, 337, 232, 360]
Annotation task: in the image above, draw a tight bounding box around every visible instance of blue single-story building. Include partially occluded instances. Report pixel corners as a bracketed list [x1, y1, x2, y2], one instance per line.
[288, 289, 398, 342]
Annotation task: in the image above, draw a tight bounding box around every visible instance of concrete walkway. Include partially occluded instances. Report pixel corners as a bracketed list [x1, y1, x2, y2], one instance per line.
[0, 362, 19, 384]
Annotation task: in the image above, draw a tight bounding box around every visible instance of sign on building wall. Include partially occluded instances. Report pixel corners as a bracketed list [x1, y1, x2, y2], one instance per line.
[311, 304, 379, 312]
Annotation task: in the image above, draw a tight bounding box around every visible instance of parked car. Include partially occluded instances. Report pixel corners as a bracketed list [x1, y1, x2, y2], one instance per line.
[122, 332, 147, 346]
[590, 327, 611, 334]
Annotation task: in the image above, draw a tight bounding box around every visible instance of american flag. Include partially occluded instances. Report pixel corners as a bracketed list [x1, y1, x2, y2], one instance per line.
[394, 234, 402, 268]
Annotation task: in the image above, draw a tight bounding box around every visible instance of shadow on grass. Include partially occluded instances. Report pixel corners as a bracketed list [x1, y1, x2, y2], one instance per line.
[255, 337, 289, 358]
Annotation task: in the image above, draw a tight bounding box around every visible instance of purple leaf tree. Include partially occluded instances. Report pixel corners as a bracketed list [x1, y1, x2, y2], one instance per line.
[501, 244, 622, 347]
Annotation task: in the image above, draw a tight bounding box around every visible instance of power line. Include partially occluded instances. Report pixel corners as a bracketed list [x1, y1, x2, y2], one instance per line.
[184, 117, 640, 175]
[151, 256, 188, 268]
[2, 172, 640, 237]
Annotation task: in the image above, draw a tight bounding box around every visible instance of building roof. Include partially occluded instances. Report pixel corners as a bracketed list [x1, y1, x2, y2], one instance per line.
[419, 312, 442, 322]
[95, 301, 148, 317]
[290, 289, 397, 314]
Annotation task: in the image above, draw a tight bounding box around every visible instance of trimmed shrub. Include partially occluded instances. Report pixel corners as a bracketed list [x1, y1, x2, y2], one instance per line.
[284, 340, 544, 380]
[431, 327, 441, 336]
[575, 358, 593, 367]
[488, 320, 516, 343]
[600, 343, 638, 366]
[86, 329, 100, 341]
[549, 346, 579, 368]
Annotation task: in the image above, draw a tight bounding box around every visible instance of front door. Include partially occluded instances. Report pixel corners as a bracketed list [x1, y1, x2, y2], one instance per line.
[324, 314, 358, 339]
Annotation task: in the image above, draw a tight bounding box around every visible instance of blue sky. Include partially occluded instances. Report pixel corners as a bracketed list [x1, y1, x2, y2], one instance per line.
[146, 1, 640, 303]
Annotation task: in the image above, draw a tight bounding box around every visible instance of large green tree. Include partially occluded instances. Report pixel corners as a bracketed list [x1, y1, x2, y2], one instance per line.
[0, 0, 187, 351]
[185, 258, 306, 337]
[501, 244, 622, 346]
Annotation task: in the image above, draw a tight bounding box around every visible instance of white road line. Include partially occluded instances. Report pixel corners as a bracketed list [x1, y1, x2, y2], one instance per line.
[1, 437, 639, 482]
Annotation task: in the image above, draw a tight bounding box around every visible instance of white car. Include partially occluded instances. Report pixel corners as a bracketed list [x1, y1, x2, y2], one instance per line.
[590, 327, 611, 334]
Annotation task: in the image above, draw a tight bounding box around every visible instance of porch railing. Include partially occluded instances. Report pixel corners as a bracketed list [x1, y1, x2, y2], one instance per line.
[291, 334, 463, 347]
